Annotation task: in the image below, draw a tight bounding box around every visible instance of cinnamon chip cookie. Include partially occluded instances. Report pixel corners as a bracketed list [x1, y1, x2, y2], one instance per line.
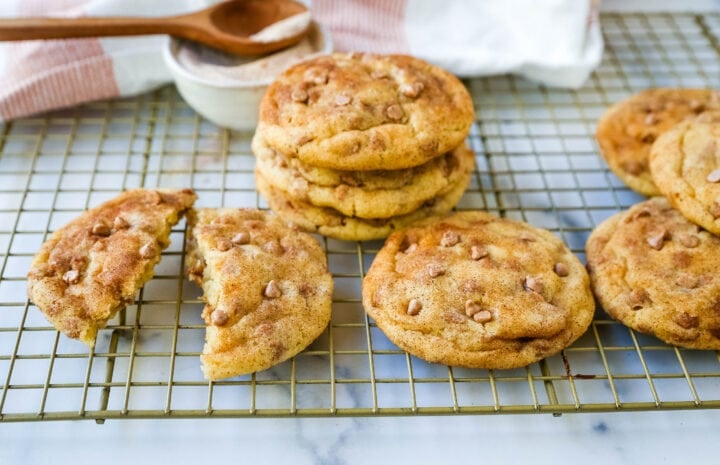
[361, 211, 594, 369]
[650, 111, 720, 235]
[254, 133, 475, 219]
[27, 188, 197, 346]
[596, 88, 720, 196]
[256, 53, 474, 171]
[255, 165, 472, 241]
[186, 208, 333, 380]
[586, 197, 720, 349]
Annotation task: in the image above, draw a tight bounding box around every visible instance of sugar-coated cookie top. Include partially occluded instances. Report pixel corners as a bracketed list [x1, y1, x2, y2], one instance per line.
[586, 197, 720, 349]
[650, 110, 720, 235]
[362, 211, 594, 369]
[257, 53, 474, 171]
[186, 208, 333, 380]
[596, 88, 719, 196]
[27, 188, 197, 346]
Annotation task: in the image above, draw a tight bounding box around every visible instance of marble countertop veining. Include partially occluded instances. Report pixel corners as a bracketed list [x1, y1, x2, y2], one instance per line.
[3, 410, 720, 464]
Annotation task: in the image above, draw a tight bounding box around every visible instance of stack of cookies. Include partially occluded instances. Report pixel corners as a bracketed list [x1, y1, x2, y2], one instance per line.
[595, 88, 720, 197]
[589, 89, 720, 350]
[252, 53, 476, 241]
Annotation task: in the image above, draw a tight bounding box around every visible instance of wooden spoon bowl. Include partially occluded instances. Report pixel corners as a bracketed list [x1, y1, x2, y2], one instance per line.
[0, 0, 310, 56]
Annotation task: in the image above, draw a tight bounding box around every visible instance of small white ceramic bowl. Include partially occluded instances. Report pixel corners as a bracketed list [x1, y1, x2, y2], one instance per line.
[163, 21, 331, 130]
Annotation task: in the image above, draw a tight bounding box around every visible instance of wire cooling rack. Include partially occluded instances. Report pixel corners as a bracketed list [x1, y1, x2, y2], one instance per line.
[1, 12, 720, 423]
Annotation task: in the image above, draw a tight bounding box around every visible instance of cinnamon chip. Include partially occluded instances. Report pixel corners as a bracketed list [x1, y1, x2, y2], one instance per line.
[524, 275, 544, 294]
[678, 234, 700, 248]
[62, 269, 80, 285]
[216, 239, 232, 252]
[139, 241, 157, 259]
[472, 310, 493, 324]
[554, 262, 569, 277]
[113, 216, 130, 230]
[711, 202, 720, 219]
[147, 190, 163, 205]
[231, 232, 250, 245]
[335, 93, 352, 106]
[675, 274, 699, 289]
[303, 68, 328, 85]
[291, 88, 309, 103]
[386, 104, 404, 121]
[470, 245, 488, 260]
[407, 299, 423, 315]
[464, 300, 482, 317]
[427, 263, 445, 278]
[646, 228, 668, 250]
[92, 221, 111, 236]
[400, 82, 424, 98]
[461, 280, 482, 293]
[440, 231, 460, 247]
[264, 240, 284, 255]
[706, 169, 720, 183]
[334, 184, 350, 200]
[404, 243, 417, 254]
[211, 309, 229, 326]
[264, 280, 282, 299]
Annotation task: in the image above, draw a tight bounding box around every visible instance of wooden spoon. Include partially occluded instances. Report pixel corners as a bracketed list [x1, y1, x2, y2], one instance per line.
[0, 0, 310, 56]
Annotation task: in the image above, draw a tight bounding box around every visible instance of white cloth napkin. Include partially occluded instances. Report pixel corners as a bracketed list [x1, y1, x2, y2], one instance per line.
[0, 0, 602, 121]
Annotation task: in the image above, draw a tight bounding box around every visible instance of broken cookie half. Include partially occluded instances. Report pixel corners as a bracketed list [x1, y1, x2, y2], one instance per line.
[27, 188, 197, 346]
[186, 208, 333, 380]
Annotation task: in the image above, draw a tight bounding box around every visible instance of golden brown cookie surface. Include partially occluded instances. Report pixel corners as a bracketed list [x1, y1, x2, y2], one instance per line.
[186, 208, 333, 380]
[586, 197, 720, 349]
[596, 88, 719, 196]
[650, 111, 720, 235]
[27, 188, 197, 346]
[254, 133, 475, 219]
[257, 53, 474, 171]
[361, 211, 594, 369]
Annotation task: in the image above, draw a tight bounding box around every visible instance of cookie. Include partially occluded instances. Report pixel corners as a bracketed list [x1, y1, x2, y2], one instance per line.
[186, 208, 333, 380]
[595, 88, 719, 196]
[650, 111, 720, 235]
[27, 188, 197, 346]
[254, 133, 475, 219]
[255, 165, 472, 241]
[361, 211, 594, 369]
[586, 197, 720, 349]
[256, 53, 474, 171]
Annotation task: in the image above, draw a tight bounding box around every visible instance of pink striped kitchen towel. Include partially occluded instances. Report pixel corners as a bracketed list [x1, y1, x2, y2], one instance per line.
[0, 0, 602, 121]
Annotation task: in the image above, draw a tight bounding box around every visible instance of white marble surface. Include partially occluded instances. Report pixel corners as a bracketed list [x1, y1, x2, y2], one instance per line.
[3, 410, 720, 464]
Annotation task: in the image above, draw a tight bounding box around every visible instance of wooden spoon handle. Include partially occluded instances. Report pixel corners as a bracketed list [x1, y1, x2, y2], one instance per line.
[0, 16, 185, 41]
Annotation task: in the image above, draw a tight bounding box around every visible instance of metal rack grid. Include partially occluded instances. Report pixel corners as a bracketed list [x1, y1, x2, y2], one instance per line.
[1, 12, 720, 422]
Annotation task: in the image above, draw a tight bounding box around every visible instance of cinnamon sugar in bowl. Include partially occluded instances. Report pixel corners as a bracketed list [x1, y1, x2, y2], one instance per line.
[163, 20, 331, 130]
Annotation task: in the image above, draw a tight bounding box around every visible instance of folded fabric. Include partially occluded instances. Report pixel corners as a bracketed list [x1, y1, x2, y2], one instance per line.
[0, 0, 602, 122]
